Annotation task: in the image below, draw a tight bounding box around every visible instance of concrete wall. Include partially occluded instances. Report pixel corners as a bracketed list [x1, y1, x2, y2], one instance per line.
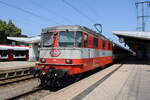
[29, 44, 39, 61]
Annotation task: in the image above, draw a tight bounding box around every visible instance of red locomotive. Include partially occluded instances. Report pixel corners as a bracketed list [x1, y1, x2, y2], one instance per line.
[32, 25, 131, 86]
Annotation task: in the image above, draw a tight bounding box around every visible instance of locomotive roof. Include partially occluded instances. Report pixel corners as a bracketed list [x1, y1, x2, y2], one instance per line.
[42, 25, 108, 40]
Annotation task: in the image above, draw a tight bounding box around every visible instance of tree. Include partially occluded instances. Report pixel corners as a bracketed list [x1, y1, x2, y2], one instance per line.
[0, 19, 7, 44]
[0, 19, 21, 44]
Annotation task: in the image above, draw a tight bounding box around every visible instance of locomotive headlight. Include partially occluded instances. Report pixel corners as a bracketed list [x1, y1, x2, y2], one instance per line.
[41, 65, 45, 68]
[65, 59, 72, 64]
[41, 58, 46, 63]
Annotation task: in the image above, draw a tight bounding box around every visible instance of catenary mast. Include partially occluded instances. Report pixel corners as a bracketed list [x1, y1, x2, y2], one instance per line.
[136, 1, 150, 31]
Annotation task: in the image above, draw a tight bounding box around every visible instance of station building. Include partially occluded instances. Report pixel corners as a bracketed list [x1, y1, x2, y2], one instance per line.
[113, 31, 150, 59]
[7, 36, 41, 61]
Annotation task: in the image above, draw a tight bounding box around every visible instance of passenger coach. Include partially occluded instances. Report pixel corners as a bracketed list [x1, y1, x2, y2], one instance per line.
[0, 45, 29, 61]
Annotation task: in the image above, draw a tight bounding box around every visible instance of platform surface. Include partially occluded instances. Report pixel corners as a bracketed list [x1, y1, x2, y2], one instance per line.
[82, 59, 150, 100]
[0, 61, 35, 70]
[42, 58, 150, 100]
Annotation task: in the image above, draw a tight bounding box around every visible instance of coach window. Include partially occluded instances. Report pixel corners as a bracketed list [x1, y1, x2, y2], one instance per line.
[0, 50, 1, 55]
[75, 31, 82, 47]
[102, 40, 106, 49]
[94, 38, 98, 48]
[84, 34, 88, 47]
[1, 50, 7, 57]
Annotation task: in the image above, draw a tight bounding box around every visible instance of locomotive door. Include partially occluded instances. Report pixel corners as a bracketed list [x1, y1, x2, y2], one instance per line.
[88, 49, 91, 58]
[84, 33, 93, 68]
[89, 49, 94, 68]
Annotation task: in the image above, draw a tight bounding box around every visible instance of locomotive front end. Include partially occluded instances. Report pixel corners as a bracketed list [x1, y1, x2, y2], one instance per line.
[33, 26, 84, 86]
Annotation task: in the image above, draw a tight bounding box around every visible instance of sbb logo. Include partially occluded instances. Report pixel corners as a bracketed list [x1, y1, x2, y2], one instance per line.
[50, 49, 61, 57]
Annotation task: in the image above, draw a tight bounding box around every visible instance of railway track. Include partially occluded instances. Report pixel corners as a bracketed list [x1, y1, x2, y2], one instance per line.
[8, 86, 46, 100]
[0, 63, 124, 100]
[0, 74, 34, 86]
[0, 67, 33, 80]
[4, 81, 57, 100]
[0, 77, 40, 100]
[0, 75, 56, 100]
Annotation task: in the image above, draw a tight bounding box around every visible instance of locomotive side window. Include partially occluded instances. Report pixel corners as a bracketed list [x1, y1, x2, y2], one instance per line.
[75, 31, 82, 47]
[42, 32, 53, 47]
[84, 34, 88, 47]
[94, 38, 98, 48]
[59, 31, 74, 47]
[102, 40, 106, 49]
[108, 42, 111, 49]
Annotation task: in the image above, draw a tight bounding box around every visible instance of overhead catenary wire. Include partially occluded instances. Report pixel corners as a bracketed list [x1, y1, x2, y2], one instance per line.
[82, 0, 115, 42]
[81, 0, 102, 22]
[62, 0, 96, 24]
[62, 0, 113, 42]
[29, 0, 73, 24]
[0, 0, 61, 25]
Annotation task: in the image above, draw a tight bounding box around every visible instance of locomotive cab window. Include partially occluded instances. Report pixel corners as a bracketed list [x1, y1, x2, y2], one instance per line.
[42, 32, 53, 47]
[75, 31, 82, 47]
[84, 34, 88, 47]
[59, 31, 74, 47]
[94, 38, 98, 48]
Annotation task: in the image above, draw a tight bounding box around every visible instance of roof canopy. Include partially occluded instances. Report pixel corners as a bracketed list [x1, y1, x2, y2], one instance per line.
[113, 31, 150, 40]
[7, 36, 41, 44]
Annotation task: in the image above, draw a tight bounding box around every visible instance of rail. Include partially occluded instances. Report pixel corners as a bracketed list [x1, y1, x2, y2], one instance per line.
[0, 67, 33, 80]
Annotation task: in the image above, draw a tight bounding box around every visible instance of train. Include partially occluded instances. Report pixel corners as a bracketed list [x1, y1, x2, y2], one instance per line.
[0, 45, 29, 61]
[32, 25, 132, 86]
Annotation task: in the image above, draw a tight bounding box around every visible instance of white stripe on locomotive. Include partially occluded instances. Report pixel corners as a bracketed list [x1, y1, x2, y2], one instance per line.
[40, 48, 112, 59]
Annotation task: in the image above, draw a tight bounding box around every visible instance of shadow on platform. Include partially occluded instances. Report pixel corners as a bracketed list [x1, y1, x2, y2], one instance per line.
[116, 56, 150, 65]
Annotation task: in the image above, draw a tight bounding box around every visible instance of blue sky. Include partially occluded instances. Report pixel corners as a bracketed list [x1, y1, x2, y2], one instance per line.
[0, 0, 149, 44]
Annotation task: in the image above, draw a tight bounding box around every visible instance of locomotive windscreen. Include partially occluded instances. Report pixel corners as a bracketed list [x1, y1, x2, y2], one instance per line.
[59, 31, 74, 47]
[42, 31, 82, 47]
[42, 32, 53, 47]
[59, 31, 82, 47]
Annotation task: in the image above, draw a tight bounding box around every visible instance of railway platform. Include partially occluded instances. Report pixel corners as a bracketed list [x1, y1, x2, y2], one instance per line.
[0, 61, 35, 70]
[0, 61, 35, 80]
[42, 57, 150, 100]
